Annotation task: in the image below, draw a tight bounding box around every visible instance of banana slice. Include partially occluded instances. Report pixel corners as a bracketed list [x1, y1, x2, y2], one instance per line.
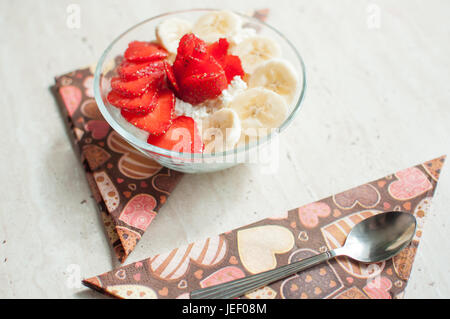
[192, 10, 242, 43]
[229, 88, 287, 132]
[156, 18, 192, 54]
[249, 59, 299, 103]
[203, 108, 242, 152]
[231, 36, 281, 73]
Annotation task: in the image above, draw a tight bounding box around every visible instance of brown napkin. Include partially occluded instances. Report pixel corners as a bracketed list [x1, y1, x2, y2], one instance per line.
[52, 67, 183, 263]
[82, 156, 446, 299]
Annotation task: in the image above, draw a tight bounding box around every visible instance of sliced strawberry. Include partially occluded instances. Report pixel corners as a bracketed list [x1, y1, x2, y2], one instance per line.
[177, 33, 208, 59]
[147, 116, 203, 153]
[124, 41, 168, 62]
[208, 38, 229, 64]
[111, 76, 162, 98]
[222, 55, 245, 83]
[176, 34, 196, 57]
[172, 58, 190, 83]
[179, 71, 228, 105]
[107, 89, 157, 115]
[123, 89, 174, 135]
[164, 61, 180, 95]
[207, 38, 244, 83]
[117, 60, 165, 80]
[174, 55, 224, 82]
[171, 34, 239, 103]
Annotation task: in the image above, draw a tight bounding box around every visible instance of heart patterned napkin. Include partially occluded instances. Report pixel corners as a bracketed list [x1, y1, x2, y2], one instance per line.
[82, 156, 445, 299]
[52, 67, 183, 263]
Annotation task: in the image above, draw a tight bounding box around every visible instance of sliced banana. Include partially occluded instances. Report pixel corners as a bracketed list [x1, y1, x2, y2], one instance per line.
[192, 10, 242, 43]
[231, 36, 281, 73]
[229, 88, 287, 135]
[203, 108, 242, 152]
[156, 18, 192, 54]
[249, 59, 299, 103]
[229, 27, 257, 46]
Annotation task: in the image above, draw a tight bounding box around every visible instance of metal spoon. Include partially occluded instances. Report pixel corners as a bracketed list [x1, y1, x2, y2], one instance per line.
[190, 211, 416, 299]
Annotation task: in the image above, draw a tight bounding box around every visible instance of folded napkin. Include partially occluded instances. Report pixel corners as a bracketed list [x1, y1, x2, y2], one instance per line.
[52, 67, 183, 263]
[82, 156, 445, 299]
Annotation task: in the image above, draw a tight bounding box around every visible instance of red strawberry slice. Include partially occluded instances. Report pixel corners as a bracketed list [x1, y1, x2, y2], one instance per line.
[177, 34, 196, 57]
[208, 38, 244, 83]
[124, 41, 168, 62]
[122, 89, 174, 135]
[173, 35, 214, 81]
[179, 71, 228, 105]
[222, 55, 245, 83]
[164, 61, 180, 95]
[173, 49, 225, 85]
[147, 116, 203, 153]
[208, 38, 229, 64]
[180, 55, 224, 79]
[172, 34, 242, 103]
[177, 34, 208, 59]
[117, 60, 165, 80]
[111, 76, 162, 98]
[107, 89, 158, 115]
[172, 58, 187, 81]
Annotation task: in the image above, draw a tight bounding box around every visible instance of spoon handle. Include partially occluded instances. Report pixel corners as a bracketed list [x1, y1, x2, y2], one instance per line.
[190, 250, 336, 299]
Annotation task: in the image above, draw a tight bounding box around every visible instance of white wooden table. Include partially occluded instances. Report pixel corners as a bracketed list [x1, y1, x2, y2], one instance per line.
[1, 0, 449, 298]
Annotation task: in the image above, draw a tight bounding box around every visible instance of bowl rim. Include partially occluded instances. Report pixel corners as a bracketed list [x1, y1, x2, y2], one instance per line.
[94, 8, 307, 160]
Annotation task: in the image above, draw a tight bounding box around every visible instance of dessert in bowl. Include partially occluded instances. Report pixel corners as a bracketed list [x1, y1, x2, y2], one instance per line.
[94, 9, 306, 173]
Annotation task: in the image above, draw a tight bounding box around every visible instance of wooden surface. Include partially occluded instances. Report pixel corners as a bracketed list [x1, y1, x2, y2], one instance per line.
[1, 0, 449, 298]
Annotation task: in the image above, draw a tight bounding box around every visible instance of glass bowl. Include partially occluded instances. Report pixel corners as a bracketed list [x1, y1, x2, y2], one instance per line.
[94, 9, 306, 173]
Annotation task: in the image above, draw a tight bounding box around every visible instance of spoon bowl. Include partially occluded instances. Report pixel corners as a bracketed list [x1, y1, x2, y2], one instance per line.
[338, 211, 417, 263]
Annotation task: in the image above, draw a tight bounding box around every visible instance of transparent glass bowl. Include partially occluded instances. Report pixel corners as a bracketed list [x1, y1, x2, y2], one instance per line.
[94, 9, 306, 173]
